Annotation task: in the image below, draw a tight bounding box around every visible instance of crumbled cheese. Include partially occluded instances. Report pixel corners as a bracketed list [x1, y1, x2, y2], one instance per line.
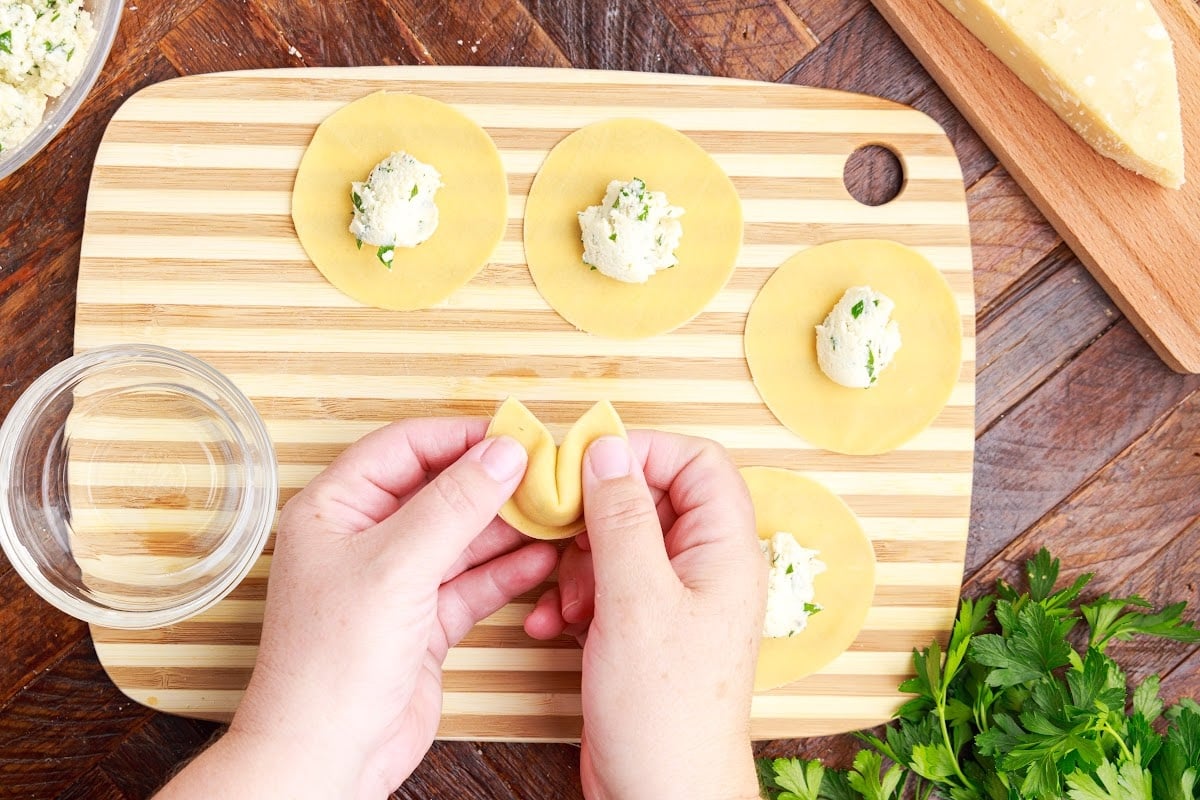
[0, 0, 95, 153]
[0, 81, 45, 151]
[815, 286, 902, 389]
[349, 151, 442, 267]
[578, 178, 684, 284]
[760, 532, 826, 639]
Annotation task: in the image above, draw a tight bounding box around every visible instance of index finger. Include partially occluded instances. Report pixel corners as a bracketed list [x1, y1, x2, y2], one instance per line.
[302, 417, 490, 530]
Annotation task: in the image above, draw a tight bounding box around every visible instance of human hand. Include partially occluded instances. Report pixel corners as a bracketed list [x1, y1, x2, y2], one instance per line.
[524, 432, 766, 800]
[157, 419, 557, 799]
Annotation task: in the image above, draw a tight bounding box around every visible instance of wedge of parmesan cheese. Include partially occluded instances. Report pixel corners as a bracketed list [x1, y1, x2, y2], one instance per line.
[936, 0, 1184, 189]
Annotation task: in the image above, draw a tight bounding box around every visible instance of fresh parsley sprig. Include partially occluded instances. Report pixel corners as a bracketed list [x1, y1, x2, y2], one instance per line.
[760, 549, 1200, 800]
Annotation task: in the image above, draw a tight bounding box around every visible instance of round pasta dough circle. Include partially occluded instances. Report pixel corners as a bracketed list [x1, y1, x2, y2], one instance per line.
[743, 467, 876, 692]
[745, 239, 962, 455]
[291, 92, 508, 311]
[523, 119, 742, 339]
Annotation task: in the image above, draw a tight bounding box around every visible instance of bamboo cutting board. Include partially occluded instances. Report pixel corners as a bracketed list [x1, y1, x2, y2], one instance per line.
[869, 0, 1200, 373]
[75, 66, 975, 741]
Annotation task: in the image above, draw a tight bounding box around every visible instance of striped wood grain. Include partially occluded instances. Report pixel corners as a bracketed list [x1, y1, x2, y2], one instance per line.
[75, 66, 975, 741]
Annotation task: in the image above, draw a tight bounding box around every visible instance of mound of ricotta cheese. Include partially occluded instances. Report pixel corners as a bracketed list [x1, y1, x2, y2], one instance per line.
[578, 178, 684, 284]
[0, 0, 96, 153]
[349, 151, 442, 267]
[760, 531, 826, 639]
[815, 286, 902, 389]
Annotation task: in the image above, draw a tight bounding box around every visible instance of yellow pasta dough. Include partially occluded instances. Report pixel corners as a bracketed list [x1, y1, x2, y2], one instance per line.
[523, 118, 743, 338]
[742, 467, 876, 692]
[486, 398, 627, 540]
[291, 92, 508, 311]
[745, 239, 962, 455]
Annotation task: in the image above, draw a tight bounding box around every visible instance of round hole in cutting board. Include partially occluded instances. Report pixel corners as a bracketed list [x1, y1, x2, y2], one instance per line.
[843, 145, 904, 206]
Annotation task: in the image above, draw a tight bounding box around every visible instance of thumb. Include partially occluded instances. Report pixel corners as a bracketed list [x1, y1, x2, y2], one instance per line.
[371, 435, 528, 577]
[581, 436, 677, 603]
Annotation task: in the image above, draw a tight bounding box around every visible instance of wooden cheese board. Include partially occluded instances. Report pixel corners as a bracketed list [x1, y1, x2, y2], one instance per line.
[75, 66, 975, 741]
[870, 0, 1200, 373]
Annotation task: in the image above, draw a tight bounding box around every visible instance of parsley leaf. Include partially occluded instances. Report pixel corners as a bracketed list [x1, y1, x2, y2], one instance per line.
[0, 30, 12, 55]
[351, 191, 364, 213]
[376, 245, 394, 268]
[851, 299, 865, 318]
[970, 603, 1074, 688]
[1083, 597, 1200, 652]
[845, 751, 904, 800]
[771, 757, 825, 800]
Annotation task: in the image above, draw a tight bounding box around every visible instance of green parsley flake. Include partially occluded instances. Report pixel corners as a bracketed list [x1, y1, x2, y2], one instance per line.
[786, 564, 795, 575]
[866, 347, 876, 384]
[851, 299, 865, 319]
[637, 205, 650, 222]
[803, 603, 821, 616]
[608, 231, 617, 242]
[0, 31, 10, 55]
[409, 184, 418, 200]
[351, 191, 364, 213]
[376, 245, 395, 268]
[355, 238, 363, 250]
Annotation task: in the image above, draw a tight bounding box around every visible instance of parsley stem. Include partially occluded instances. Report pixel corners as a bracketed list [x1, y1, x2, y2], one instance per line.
[935, 672, 973, 788]
[1098, 718, 1134, 762]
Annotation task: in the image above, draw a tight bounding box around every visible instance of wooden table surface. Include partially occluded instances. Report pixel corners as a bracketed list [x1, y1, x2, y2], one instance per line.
[0, 1, 1197, 797]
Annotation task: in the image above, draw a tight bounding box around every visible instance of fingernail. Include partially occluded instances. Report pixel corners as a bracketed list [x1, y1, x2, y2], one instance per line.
[587, 436, 632, 481]
[478, 436, 527, 482]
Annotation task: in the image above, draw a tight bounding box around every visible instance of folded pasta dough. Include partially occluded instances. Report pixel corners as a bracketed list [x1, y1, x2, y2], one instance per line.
[486, 398, 627, 540]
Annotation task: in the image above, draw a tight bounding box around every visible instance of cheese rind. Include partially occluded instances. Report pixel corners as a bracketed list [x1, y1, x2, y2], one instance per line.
[936, 0, 1184, 189]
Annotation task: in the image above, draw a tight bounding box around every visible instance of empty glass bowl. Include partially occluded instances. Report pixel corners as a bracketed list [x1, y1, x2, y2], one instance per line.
[0, 344, 278, 629]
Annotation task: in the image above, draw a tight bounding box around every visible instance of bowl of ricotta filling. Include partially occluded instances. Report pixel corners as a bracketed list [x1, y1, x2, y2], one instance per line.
[0, 0, 123, 180]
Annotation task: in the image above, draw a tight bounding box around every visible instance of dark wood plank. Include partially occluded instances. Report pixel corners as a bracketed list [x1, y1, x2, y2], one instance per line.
[479, 742, 586, 800]
[0, 567, 87, 709]
[0, 640, 154, 797]
[157, 0, 310, 73]
[388, 0, 570, 67]
[99, 715, 217, 798]
[57, 769, 127, 800]
[652, 0, 817, 82]
[251, 0, 430, 66]
[519, 0, 711, 74]
[967, 167, 1063, 314]
[969, 323, 1200, 574]
[783, 0, 868, 42]
[392, 741, 523, 800]
[976, 255, 1118, 431]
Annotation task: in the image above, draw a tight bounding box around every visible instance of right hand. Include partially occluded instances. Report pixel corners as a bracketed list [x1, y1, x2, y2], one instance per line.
[524, 432, 766, 800]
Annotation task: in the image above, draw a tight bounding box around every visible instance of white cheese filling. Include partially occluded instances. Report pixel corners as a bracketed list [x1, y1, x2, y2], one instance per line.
[0, 0, 96, 154]
[577, 178, 684, 284]
[349, 151, 442, 267]
[760, 531, 826, 639]
[815, 286, 902, 389]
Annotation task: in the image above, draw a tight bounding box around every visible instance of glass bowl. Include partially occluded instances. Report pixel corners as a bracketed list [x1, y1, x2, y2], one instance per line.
[0, 344, 278, 629]
[0, 0, 124, 181]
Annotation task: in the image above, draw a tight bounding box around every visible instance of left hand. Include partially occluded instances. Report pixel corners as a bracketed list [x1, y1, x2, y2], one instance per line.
[156, 418, 557, 799]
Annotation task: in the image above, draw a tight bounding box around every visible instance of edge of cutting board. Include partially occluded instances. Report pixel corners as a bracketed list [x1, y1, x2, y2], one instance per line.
[78, 65, 975, 741]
